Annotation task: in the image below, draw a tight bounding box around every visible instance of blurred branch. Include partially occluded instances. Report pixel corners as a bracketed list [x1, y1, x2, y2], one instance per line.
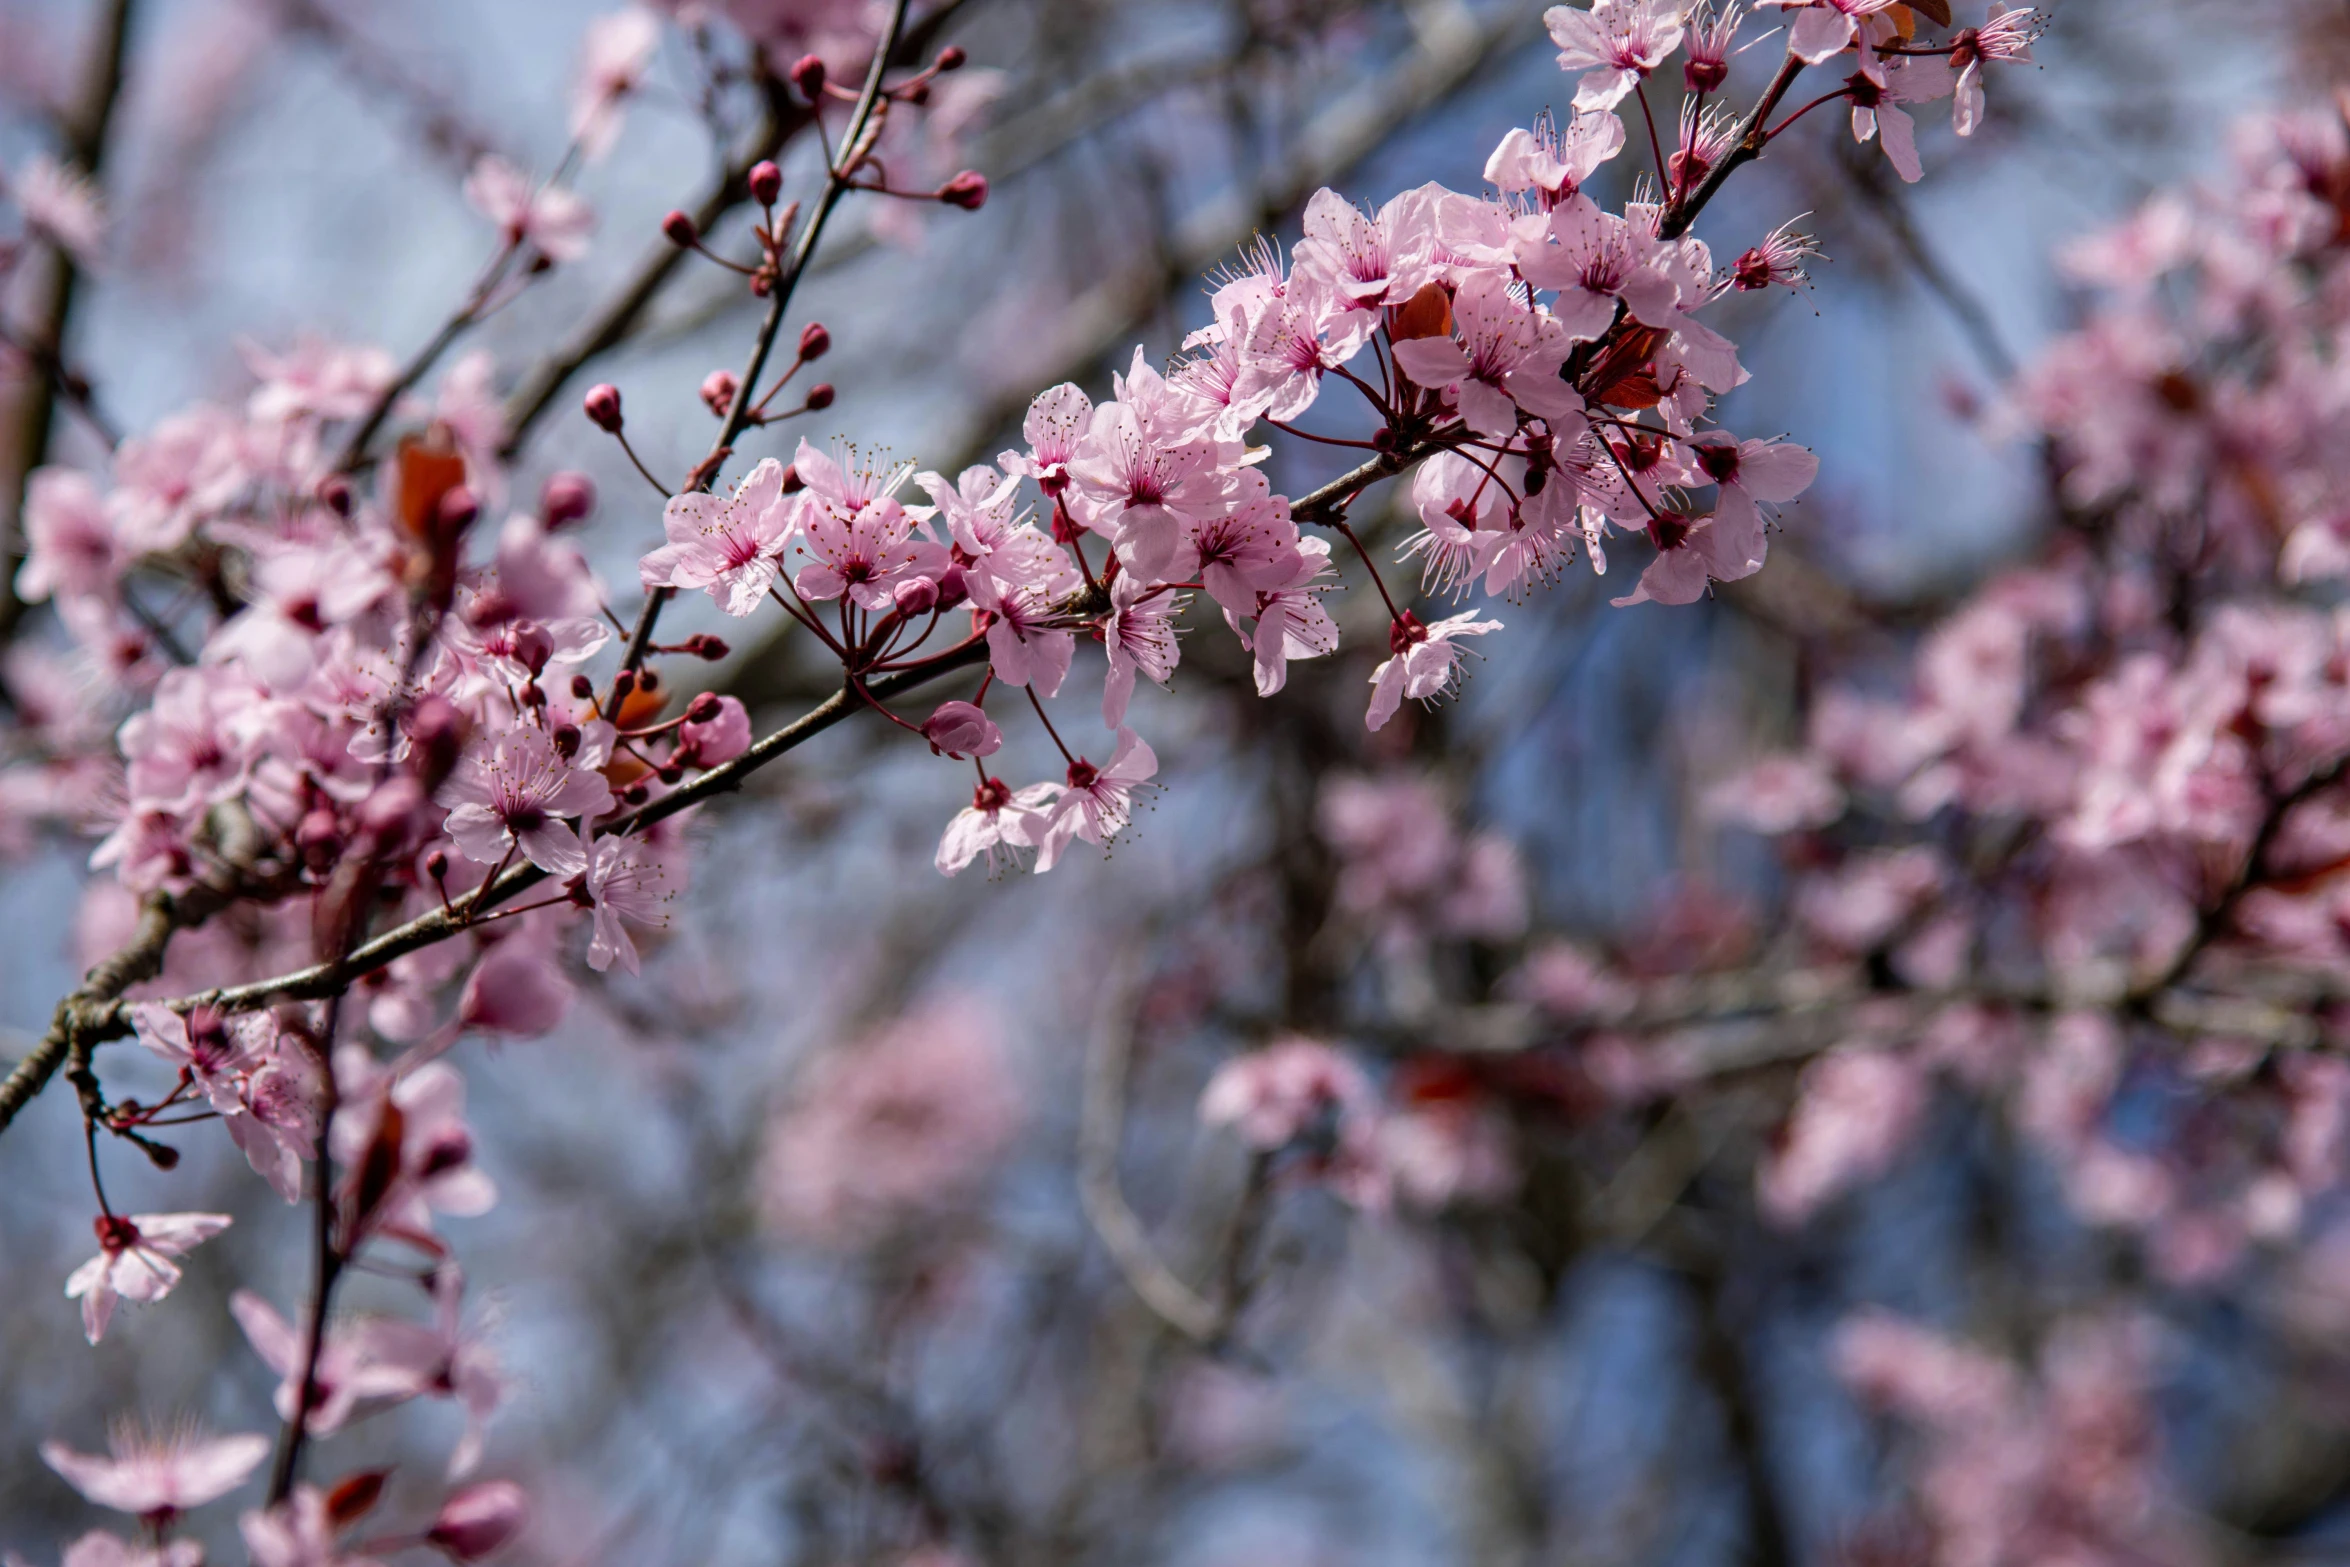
[496, 0, 981, 461]
[1079, 959, 1225, 1343]
[0, 0, 136, 640]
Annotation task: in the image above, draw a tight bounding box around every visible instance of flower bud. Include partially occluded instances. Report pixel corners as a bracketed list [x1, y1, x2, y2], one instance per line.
[552, 723, 582, 759]
[636, 667, 661, 694]
[689, 634, 731, 661]
[798, 321, 831, 360]
[936, 44, 967, 70]
[893, 575, 939, 615]
[922, 700, 1001, 760]
[358, 777, 427, 839]
[700, 368, 740, 418]
[748, 160, 783, 206]
[612, 668, 636, 698]
[790, 53, 826, 100]
[937, 170, 989, 210]
[428, 1481, 530, 1561]
[583, 383, 624, 432]
[426, 849, 450, 881]
[540, 471, 596, 530]
[805, 382, 835, 411]
[571, 673, 595, 700]
[317, 474, 353, 518]
[511, 623, 555, 676]
[435, 485, 478, 536]
[661, 209, 699, 247]
[1685, 56, 1728, 95]
[408, 695, 467, 789]
[678, 693, 750, 766]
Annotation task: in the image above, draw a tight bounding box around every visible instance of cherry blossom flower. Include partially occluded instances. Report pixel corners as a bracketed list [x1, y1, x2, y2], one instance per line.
[1757, 0, 1897, 65]
[462, 155, 593, 263]
[241, 1485, 382, 1567]
[1690, 432, 1817, 568]
[429, 1483, 531, 1561]
[1950, 4, 2039, 137]
[1390, 271, 1580, 437]
[759, 999, 1020, 1239]
[936, 775, 1057, 876]
[15, 468, 122, 606]
[1200, 1035, 1389, 1207]
[1033, 727, 1158, 870]
[1756, 1047, 1928, 1225]
[967, 568, 1075, 695]
[569, 825, 673, 973]
[40, 1424, 269, 1522]
[332, 1053, 498, 1243]
[441, 725, 614, 875]
[1100, 572, 1183, 725]
[1000, 383, 1092, 493]
[1545, 0, 1686, 113]
[1484, 109, 1625, 208]
[1366, 610, 1502, 730]
[1237, 535, 1339, 697]
[65, 1211, 233, 1344]
[570, 7, 663, 160]
[639, 456, 797, 616]
[240, 337, 395, 427]
[10, 153, 105, 267]
[1514, 196, 1681, 340]
[1848, 55, 1952, 184]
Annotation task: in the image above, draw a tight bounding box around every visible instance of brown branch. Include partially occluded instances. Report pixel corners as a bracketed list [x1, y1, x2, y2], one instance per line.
[0, 0, 137, 640]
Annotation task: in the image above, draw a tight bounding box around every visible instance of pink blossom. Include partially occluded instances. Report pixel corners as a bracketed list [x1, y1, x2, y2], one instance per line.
[40, 1425, 268, 1521]
[1514, 196, 1681, 340]
[638, 457, 796, 616]
[1033, 726, 1158, 871]
[457, 934, 575, 1036]
[1950, 4, 2038, 136]
[332, 1053, 498, 1241]
[112, 665, 262, 817]
[1237, 535, 1339, 697]
[64, 1211, 233, 1344]
[1545, 0, 1686, 113]
[1199, 1035, 1388, 1207]
[16, 468, 123, 605]
[759, 998, 1020, 1240]
[462, 156, 593, 263]
[570, 825, 673, 974]
[1757, 1047, 1929, 1225]
[674, 693, 752, 767]
[1100, 571, 1183, 725]
[440, 725, 614, 875]
[240, 337, 395, 427]
[1701, 753, 1845, 832]
[1483, 109, 1626, 207]
[570, 7, 663, 160]
[1366, 610, 1501, 731]
[936, 775, 1056, 876]
[1757, 0, 1897, 66]
[241, 1485, 384, 1567]
[1001, 382, 1092, 492]
[1390, 271, 1581, 438]
[9, 152, 105, 264]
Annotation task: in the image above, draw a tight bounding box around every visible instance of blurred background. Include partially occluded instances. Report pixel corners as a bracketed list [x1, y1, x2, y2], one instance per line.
[3, 0, 2347, 1562]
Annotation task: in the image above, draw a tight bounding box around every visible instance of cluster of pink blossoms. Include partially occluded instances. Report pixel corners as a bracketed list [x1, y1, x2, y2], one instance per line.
[632, 0, 2040, 879]
[0, 0, 2049, 1556]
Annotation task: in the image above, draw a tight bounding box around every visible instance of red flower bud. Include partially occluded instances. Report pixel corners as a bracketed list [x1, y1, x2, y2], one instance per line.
[805, 382, 835, 411]
[540, 471, 596, 529]
[937, 170, 989, 210]
[583, 383, 624, 432]
[661, 209, 699, 247]
[798, 321, 831, 360]
[790, 53, 826, 100]
[936, 44, 967, 70]
[748, 159, 783, 206]
[686, 691, 723, 723]
[700, 368, 740, 417]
